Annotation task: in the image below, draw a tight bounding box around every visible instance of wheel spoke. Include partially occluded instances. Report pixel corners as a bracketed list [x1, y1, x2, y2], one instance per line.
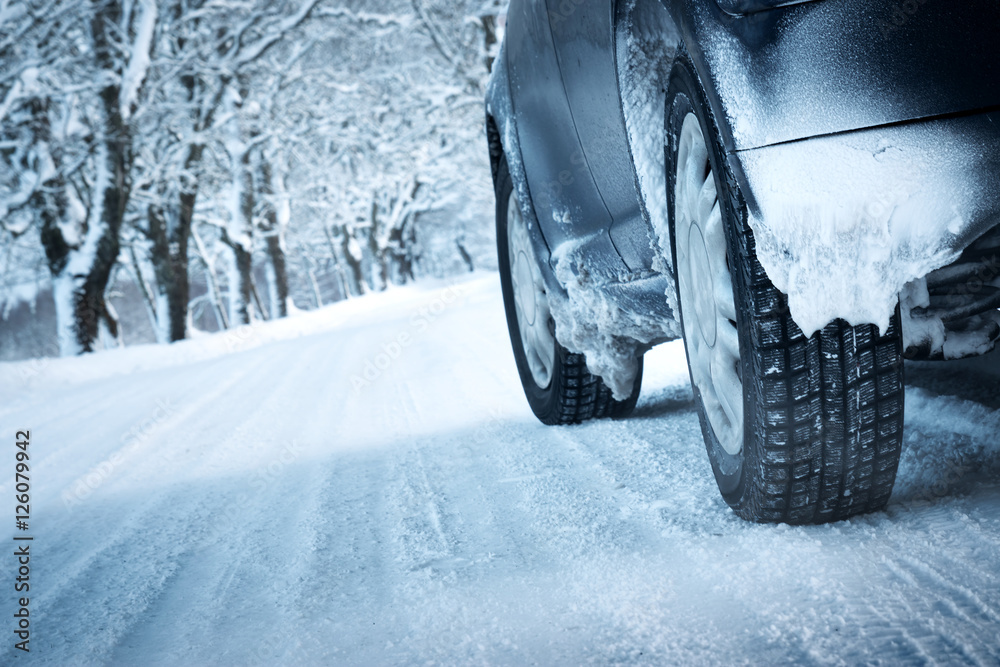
[675, 112, 744, 456]
[697, 171, 717, 227]
[717, 318, 740, 361]
[711, 343, 743, 433]
[507, 190, 556, 388]
[534, 306, 556, 353]
[703, 204, 728, 274]
[715, 284, 737, 323]
[529, 316, 554, 376]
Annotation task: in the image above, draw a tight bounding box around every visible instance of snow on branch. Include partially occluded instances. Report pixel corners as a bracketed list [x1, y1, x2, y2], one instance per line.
[233, 0, 323, 68]
[313, 7, 414, 27]
[411, 0, 459, 68]
[119, 0, 157, 120]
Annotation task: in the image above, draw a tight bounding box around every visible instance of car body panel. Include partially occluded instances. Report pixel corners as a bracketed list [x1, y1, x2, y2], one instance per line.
[485, 38, 566, 301]
[548, 0, 656, 272]
[506, 0, 629, 275]
[674, 0, 1000, 152]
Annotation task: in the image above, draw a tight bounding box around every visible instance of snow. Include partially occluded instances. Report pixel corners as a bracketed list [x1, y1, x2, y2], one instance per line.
[119, 0, 157, 120]
[0, 280, 42, 319]
[737, 119, 995, 337]
[5, 273, 999, 664]
[550, 240, 679, 399]
[0, 0, 26, 28]
[154, 291, 170, 344]
[617, 0, 678, 290]
[0, 76, 22, 125]
[50, 274, 77, 358]
[900, 277, 944, 353]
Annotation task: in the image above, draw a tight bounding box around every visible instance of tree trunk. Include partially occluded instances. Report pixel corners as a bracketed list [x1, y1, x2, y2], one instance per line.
[251, 276, 268, 321]
[259, 162, 290, 318]
[223, 76, 256, 326]
[192, 226, 229, 330]
[75, 136, 127, 352]
[226, 139, 255, 326]
[265, 234, 289, 317]
[456, 236, 476, 273]
[366, 200, 388, 292]
[37, 172, 76, 356]
[307, 264, 324, 308]
[148, 141, 202, 342]
[75, 0, 131, 352]
[342, 230, 367, 297]
[324, 225, 361, 298]
[28, 92, 80, 356]
[480, 13, 498, 72]
[37, 1, 132, 356]
[229, 234, 253, 325]
[167, 179, 196, 341]
[129, 243, 160, 339]
[387, 216, 417, 285]
[140, 2, 208, 343]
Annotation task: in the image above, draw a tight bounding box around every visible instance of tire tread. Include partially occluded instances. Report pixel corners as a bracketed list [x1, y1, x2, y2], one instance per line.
[729, 166, 904, 523]
[552, 350, 620, 424]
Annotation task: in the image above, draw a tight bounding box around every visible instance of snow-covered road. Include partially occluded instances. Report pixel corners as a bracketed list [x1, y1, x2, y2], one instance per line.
[3, 274, 999, 665]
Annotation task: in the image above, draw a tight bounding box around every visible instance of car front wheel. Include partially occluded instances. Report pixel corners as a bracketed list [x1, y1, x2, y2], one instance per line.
[666, 56, 905, 524]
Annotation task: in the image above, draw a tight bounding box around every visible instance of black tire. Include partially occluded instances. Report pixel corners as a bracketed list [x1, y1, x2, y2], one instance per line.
[495, 153, 642, 425]
[665, 55, 905, 524]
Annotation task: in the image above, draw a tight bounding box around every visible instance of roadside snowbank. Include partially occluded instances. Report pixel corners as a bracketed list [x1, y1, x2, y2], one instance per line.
[0, 275, 486, 400]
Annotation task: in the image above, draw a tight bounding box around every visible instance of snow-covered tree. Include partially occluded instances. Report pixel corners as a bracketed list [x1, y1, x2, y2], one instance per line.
[1, 0, 502, 357]
[1, 0, 156, 355]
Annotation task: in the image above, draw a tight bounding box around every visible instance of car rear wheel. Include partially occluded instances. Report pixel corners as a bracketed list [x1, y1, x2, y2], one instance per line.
[495, 153, 641, 425]
[666, 56, 905, 524]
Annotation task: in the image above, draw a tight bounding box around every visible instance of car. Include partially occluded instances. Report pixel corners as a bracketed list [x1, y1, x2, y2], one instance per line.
[483, 0, 1000, 524]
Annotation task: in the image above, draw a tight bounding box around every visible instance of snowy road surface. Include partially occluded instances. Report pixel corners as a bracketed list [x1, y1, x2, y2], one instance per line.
[2, 274, 1000, 665]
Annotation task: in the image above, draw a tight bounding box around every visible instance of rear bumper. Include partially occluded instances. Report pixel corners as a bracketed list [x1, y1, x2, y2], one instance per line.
[729, 109, 1000, 336]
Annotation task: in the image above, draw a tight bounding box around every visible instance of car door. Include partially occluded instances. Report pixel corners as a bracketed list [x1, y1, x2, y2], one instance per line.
[506, 0, 628, 272]
[547, 0, 656, 272]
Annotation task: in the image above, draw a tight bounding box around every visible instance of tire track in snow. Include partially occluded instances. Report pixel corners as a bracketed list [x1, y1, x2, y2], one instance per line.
[106, 330, 385, 665]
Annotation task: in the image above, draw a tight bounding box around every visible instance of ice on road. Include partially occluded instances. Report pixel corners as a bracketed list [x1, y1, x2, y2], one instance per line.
[2, 274, 999, 665]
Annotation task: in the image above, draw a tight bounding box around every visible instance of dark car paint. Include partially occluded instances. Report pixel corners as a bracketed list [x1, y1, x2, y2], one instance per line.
[548, 2, 656, 273]
[680, 0, 1000, 152]
[506, 0, 630, 275]
[489, 0, 1000, 308]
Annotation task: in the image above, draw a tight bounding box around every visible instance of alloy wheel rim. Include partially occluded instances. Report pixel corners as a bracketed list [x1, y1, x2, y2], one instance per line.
[508, 190, 556, 388]
[675, 113, 744, 456]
